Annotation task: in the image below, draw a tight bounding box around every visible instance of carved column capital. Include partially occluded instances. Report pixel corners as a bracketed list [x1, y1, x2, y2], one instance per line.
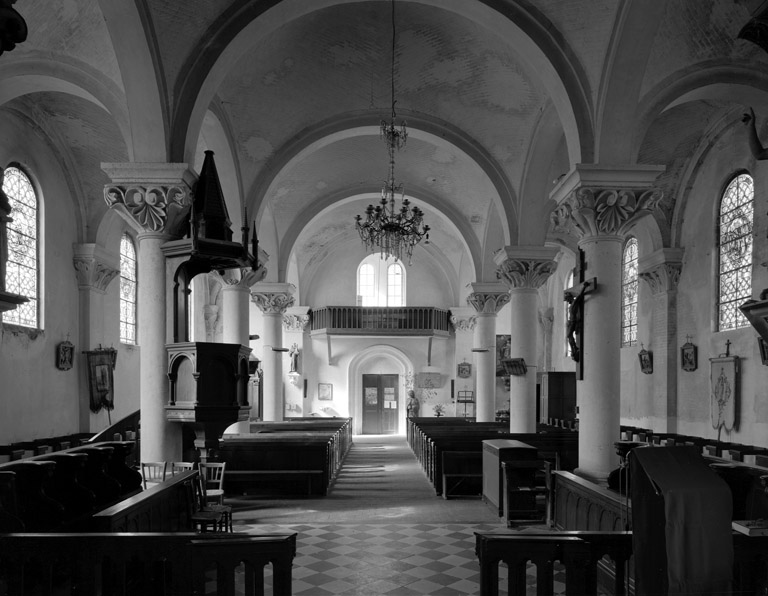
[251, 282, 296, 315]
[550, 164, 665, 240]
[72, 243, 119, 293]
[494, 246, 560, 290]
[639, 248, 684, 295]
[466, 283, 510, 314]
[283, 313, 310, 332]
[102, 163, 196, 235]
[220, 267, 267, 289]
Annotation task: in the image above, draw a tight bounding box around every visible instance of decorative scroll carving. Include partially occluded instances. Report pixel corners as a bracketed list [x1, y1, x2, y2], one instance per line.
[551, 187, 663, 239]
[639, 262, 682, 295]
[251, 292, 295, 315]
[496, 258, 557, 290]
[450, 315, 476, 332]
[283, 314, 310, 332]
[73, 256, 119, 293]
[104, 184, 190, 233]
[466, 291, 510, 314]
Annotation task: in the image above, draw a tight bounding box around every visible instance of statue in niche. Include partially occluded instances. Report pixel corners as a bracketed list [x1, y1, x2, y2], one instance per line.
[743, 107, 768, 160]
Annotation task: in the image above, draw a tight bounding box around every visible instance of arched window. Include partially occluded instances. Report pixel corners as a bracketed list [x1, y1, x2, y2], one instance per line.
[564, 269, 574, 356]
[387, 262, 404, 306]
[718, 173, 754, 331]
[621, 237, 638, 347]
[2, 166, 39, 328]
[119, 233, 137, 344]
[356, 254, 405, 306]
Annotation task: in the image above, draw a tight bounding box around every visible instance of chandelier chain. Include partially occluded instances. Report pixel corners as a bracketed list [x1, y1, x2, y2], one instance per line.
[355, 0, 429, 265]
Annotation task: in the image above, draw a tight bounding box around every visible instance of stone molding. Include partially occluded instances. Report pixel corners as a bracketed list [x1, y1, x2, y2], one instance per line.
[72, 244, 119, 293]
[450, 314, 477, 332]
[639, 262, 682, 295]
[638, 248, 684, 295]
[551, 186, 663, 239]
[251, 283, 296, 315]
[283, 313, 310, 332]
[466, 284, 510, 314]
[102, 163, 196, 235]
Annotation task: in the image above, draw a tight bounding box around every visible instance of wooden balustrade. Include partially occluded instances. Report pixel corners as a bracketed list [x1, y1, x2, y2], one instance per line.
[311, 306, 450, 335]
[0, 531, 297, 596]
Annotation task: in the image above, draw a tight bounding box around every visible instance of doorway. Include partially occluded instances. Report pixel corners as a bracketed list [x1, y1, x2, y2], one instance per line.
[362, 374, 399, 434]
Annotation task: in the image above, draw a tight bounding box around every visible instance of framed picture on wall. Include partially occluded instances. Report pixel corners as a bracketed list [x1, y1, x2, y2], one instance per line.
[318, 383, 333, 401]
[681, 340, 697, 371]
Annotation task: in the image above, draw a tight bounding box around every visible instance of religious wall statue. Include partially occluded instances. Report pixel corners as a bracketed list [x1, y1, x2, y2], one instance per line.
[288, 343, 299, 373]
[565, 282, 589, 362]
[406, 390, 420, 418]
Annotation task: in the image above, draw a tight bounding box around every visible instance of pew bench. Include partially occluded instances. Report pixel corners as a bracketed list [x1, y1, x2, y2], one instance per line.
[226, 469, 325, 496]
[441, 451, 483, 499]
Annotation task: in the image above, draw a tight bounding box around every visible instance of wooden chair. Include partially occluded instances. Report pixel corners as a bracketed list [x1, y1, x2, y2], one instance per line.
[170, 462, 195, 476]
[140, 462, 167, 490]
[188, 473, 226, 533]
[198, 462, 226, 505]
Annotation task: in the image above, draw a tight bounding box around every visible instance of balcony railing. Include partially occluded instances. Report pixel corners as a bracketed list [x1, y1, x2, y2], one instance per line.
[311, 306, 451, 336]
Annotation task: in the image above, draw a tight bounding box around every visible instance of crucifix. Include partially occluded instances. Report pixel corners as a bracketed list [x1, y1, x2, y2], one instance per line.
[564, 249, 597, 380]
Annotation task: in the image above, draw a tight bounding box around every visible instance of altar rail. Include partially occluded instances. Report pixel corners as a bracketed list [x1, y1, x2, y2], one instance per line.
[475, 531, 768, 596]
[311, 306, 450, 335]
[0, 532, 297, 596]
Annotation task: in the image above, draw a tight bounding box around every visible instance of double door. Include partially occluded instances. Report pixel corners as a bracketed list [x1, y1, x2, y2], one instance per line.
[362, 374, 398, 434]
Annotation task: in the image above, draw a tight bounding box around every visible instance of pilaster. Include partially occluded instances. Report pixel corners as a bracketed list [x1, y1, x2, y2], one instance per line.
[467, 283, 510, 422]
[639, 248, 684, 433]
[72, 243, 120, 432]
[494, 246, 559, 433]
[549, 164, 664, 481]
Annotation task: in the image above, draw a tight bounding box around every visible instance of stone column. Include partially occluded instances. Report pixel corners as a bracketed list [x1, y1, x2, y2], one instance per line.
[221, 268, 266, 431]
[450, 307, 477, 416]
[551, 164, 664, 481]
[103, 163, 195, 462]
[73, 244, 120, 431]
[467, 283, 510, 422]
[251, 283, 295, 421]
[639, 249, 683, 433]
[495, 247, 559, 433]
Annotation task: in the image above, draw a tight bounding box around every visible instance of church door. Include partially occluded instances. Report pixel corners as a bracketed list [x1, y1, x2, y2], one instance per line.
[362, 374, 398, 434]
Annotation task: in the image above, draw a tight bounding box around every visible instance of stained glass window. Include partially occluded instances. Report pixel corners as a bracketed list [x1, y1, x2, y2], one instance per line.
[718, 173, 754, 331]
[120, 233, 137, 344]
[2, 166, 38, 328]
[621, 237, 638, 347]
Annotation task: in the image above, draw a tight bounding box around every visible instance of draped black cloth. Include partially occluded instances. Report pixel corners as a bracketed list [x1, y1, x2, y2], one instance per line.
[630, 446, 733, 596]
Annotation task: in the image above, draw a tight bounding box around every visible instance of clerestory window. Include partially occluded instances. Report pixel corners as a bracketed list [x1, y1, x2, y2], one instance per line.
[621, 237, 638, 347]
[357, 253, 405, 306]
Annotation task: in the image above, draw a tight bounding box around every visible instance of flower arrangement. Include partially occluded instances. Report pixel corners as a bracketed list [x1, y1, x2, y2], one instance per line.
[433, 403, 445, 417]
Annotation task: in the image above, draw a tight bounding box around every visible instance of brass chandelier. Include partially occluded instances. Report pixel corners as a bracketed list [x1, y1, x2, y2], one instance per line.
[355, 0, 429, 265]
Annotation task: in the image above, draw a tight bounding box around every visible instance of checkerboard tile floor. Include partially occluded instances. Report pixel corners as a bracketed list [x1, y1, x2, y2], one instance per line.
[234, 521, 567, 595]
[227, 436, 569, 595]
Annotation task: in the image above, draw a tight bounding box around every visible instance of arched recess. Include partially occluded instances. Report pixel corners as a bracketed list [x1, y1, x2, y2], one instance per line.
[633, 64, 768, 164]
[347, 345, 414, 435]
[0, 57, 131, 158]
[250, 114, 516, 246]
[278, 187, 480, 288]
[96, 0, 168, 161]
[594, 0, 667, 164]
[669, 107, 748, 249]
[172, 0, 592, 167]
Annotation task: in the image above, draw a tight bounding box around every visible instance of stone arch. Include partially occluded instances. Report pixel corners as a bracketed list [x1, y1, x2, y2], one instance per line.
[347, 345, 414, 435]
[172, 0, 593, 167]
